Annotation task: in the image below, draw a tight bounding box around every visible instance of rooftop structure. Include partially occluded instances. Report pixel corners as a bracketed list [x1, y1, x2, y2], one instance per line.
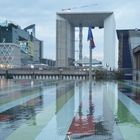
[75, 57, 102, 66]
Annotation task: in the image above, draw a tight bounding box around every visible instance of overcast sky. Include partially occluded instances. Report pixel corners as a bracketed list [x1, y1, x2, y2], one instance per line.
[0, 0, 140, 61]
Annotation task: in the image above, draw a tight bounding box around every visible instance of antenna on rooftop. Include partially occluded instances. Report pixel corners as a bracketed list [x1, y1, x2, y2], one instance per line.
[61, 3, 98, 11]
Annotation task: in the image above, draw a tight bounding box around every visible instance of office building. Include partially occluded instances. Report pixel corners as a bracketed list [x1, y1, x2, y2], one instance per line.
[0, 21, 43, 68]
[56, 12, 116, 69]
[117, 29, 140, 81]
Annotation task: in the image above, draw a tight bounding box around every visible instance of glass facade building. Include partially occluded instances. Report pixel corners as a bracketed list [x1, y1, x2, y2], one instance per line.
[0, 22, 43, 68]
[117, 29, 140, 81]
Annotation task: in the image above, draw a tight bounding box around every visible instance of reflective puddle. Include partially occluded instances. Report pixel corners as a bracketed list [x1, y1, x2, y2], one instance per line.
[0, 79, 140, 140]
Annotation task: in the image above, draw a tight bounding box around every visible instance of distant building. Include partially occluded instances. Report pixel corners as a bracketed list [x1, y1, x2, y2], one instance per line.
[41, 58, 56, 66]
[0, 21, 43, 68]
[117, 29, 140, 81]
[74, 57, 102, 67]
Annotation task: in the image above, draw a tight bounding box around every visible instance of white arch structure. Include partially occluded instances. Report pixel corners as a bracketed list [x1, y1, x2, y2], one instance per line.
[56, 12, 116, 69]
